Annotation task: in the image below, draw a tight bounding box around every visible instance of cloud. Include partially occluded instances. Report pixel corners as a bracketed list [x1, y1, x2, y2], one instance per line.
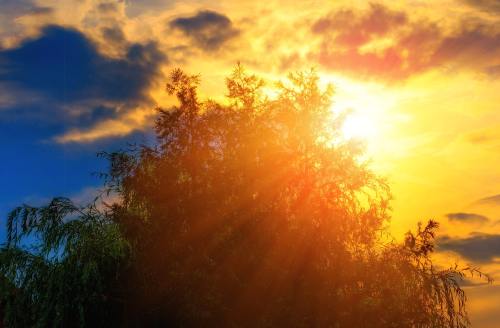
[169, 10, 240, 51]
[0, 0, 52, 16]
[476, 194, 500, 206]
[485, 64, 500, 77]
[0, 0, 52, 44]
[446, 212, 490, 224]
[466, 127, 500, 144]
[438, 233, 500, 262]
[461, 0, 500, 13]
[0, 25, 166, 141]
[124, 0, 174, 18]
[457, 277, 490, 287]
[0, 25, 164, 103]
[431, 21, 500, 74]
[101, 25, 126, 44]
[97, 1, 120, 14]
[70, 185, 122, 209]
[309, 3, 500, 81]
[55, 107, 154, 143]
[312, 3, 407, 43]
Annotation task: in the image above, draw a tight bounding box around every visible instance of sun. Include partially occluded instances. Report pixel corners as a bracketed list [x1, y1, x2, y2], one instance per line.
[341, 111, 377, 140]
[322, 74, 400, 153]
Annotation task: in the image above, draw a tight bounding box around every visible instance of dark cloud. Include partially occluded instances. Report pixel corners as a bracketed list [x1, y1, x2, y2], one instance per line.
[477, 194, 500, 205]
[448, 272, 490, 287]
[75, 105, 120, 129]
[0, 0, 52, 16]
[97, 2, 120, 13]
[457, 277, 490, 287]
[0, 0, 52, 42]
[169, 10, 240, 51]
[462, 0, 500, 13]
[101, 26, 126, 44]
[310, 3, 500, 81]
[446, 212, 490, 224]
[438, 233, 500, 262]
[0, 25, 166, 132]
[125, 0, 172, 18]
[431, 22, 500, 72]
[0, 25, 165, 103]
[30, 6, 52, 15]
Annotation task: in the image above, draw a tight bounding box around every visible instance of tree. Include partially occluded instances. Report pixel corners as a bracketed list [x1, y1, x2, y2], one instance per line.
[0, 198, 129, 327]
[1, 65, 486, 327]
[102, 66, 482, 327]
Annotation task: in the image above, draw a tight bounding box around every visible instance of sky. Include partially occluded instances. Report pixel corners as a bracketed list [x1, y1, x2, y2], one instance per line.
[0, 0, 499, 325]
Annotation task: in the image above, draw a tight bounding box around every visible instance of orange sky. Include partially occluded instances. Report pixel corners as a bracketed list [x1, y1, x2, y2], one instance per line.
[1, 0, 499, 326]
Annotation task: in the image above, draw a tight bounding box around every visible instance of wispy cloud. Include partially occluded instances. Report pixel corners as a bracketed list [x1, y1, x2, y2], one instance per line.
[438, 233, 500, 263]
[55, 107, 155, 143]
[446, 212, 490, 224]
[476, 194, 500, 206]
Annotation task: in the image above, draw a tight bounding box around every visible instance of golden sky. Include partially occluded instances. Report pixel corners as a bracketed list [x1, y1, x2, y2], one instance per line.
[0, 0, 499, 325]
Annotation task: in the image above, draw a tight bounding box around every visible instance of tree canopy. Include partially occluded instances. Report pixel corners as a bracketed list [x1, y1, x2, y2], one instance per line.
[0, 65, 487, 327]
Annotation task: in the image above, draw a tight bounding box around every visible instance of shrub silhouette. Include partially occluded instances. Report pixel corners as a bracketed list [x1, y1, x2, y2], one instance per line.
[1, 66, 488, 327]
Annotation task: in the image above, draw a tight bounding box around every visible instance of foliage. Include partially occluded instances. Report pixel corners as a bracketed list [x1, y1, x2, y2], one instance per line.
[0, 65, 487, 327]
[0, 198, 129, 327]
[365, 220, 492, 328]
[101, 65, 482, 327]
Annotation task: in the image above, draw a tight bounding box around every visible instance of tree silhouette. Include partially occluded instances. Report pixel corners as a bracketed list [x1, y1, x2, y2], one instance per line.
[0, 198, 128, 327]
[0, 66, 488, 327]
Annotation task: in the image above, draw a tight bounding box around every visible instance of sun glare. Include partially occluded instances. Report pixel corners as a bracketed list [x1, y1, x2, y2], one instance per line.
[324, 75, 402, 156]
[341, 112, 377, 140]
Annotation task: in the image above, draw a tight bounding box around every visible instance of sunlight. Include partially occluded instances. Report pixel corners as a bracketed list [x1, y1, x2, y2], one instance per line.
[341, 112, 377, 140]
[329, 82, 385, 147]
[324, 75, 404, 158]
